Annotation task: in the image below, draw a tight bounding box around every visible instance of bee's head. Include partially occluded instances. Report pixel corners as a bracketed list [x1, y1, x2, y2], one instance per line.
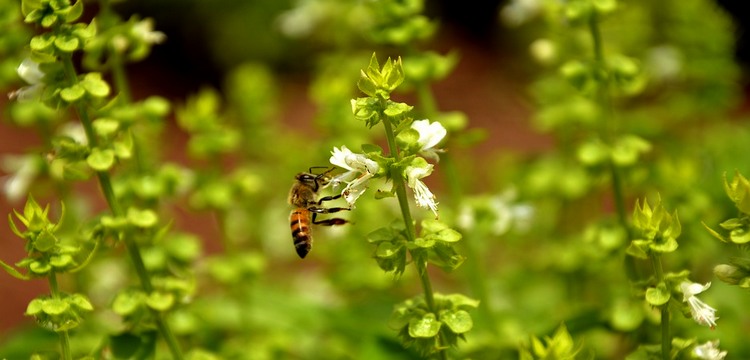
[296, 168, 333, 190]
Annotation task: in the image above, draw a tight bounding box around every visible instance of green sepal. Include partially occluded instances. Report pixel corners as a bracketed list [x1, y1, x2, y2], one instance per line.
[50, 254, 74, 268]
[113, 132, 134, 159]
[21, 0, 42, 17]
[645, 282, 670, 306]
[64, 0, 84, 23]
[54, 35, 80, 53]
[626, 240, 649, 259]
[396, 128, 420, 151]
[146, 291, 174, 311]
[34, 230, 57, 252]
[42, 298, 69, 315]
[384, 101, 412, 119]
[68, 294, 93, 311]
[127, 207, 159, 228]
[112, 290, 145, 316]
[724, 171, 750, 214]
[92, 118, 120, 138]
[611, 135, 651, 166]
[25, 298, 44, 315]
[29, 260, 52, 274]
[86, 147, 115, 171]
[41, 14, 59, 28]
[60, 84, 85, 102]
[81, 73, 111, 98]
[702, 221, 727, 242]
[30, 34, 55, 52]
[439, 309, 473, 334]
[729, 228, 750, 244]
[361, 143, 383, 154]
[408, 313, 441, 338]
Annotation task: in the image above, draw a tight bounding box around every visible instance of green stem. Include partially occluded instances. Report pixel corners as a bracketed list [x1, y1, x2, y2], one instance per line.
[650, 254, 671, 360]
[587, 12, 630, 238]
[61, 56, 184, 360]
[48, 273, 72, 360]
[381, 106, 446, 360]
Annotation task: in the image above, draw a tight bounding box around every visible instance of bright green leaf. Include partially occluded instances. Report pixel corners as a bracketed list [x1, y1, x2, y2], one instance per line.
[42, 298, 69, 315]
[25, 298, 44, 315]
[86, 148, 115, 171]
[146, 291, 175, 311]
[60, 84, 85, 102]
[127, 207, 159, 228]
[408, 313, 441, 338]
[440, 309, 473, 334]
[645, 283, 670, 306]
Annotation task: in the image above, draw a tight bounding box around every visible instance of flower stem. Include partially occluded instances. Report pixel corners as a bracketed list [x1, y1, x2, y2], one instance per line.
[650, 254, 671, 360]
[381, 107, 446, 360]
[48, 273, 71, 360]
[61, 56, 184, 360]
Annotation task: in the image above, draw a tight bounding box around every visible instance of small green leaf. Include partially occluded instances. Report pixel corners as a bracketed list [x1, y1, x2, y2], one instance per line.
[112, 291, 144, 315]
[440, 309, 473, 334]
[86, 148, 115, 171]
[396, 128, 420, 149]
[729, 228, 750, 244]
[113, 132, 134, 159]
[54, 35, 80, 52]
[30, 34, 54, 52]
[414, 236, 436, 248]
[645, 282, 670, 306]
[92, 118, 120, 138]
[408, 313, 441, 338]
[127, 207, 159, 228]
[22, 0, 43, 17]
[68, 294, 94, 311]
[64, 0, 83, 22]
[146, 291, 174, 311]
[703, 221, 728, 242]
[375, 241, 401, 258]
[81, 73, 111, 98]
[60, 84, 86, 102]
[383, 101, 412, 118]
[34, 230, 57, 252]
[41, 14, 59, 28]
[42, 298, 69, 315]
[26, 298, 44, 315]
[29, 260, 51, 274]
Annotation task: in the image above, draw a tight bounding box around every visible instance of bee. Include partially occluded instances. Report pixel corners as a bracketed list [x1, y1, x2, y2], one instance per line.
[288, 167, 350, 258]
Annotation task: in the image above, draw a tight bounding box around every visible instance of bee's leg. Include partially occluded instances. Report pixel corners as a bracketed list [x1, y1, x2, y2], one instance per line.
[311, 212, 349, 226]
[316, 193, 345, 205]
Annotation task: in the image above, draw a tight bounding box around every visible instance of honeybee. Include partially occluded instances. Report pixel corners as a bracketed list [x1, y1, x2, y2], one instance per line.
[288, 167, 350, 258]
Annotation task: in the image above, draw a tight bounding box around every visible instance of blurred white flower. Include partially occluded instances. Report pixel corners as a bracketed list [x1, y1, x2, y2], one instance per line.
[411, 119, 446, 161]
[646, 45, 682, 82]
[8, 58, 45, 101]
[456, 188, 534, 235]
[693, 340, 727, 360]
[500, 0, 542, 27]
[1, 154, 42, 202]
[277, 0, 327, 38]
[132, 18, 166, 44]
[405, 164, 438, 217]
[681, 281, 718, 329]
[329, 146, 378, 206]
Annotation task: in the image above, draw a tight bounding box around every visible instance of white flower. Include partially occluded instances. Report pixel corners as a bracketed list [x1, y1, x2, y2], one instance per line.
[329, 146, 378, 206]
[693, 340, 727, 360]
[405, 164, 438, 217]
[681, 281, 718, 329]
[1, 154, 42, 202]
[8, 58, 45, 101]
[411, 119, 446, 162]
[500, 0, 542, 27]
[132, 18, 166, 44]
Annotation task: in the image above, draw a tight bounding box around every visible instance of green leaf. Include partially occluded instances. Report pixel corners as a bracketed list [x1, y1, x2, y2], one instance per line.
[440, 309, 473, 334]
[113, 132, 134, 159]
[22, 0, 43, 17]
[396, 128, 420, 149]
[383, 101, 412, 118]
[645, 282, 670, 306]
[577, 139, 609, 166]
[92, 118, 120, 138]
[42, 298, 69, 315]
[703, 222, 728, 242]
[729, 228, 750, 244]
[127, 207, 159, 228]
[112, 291, 144, 316]
[50, 254, 73, 268]
[64, 0, 83, 22]
[29, 260, 51, 274]
[68, 294, 94, 311]
[375, 241, 401, 258]
[25, 298, 44, 315]
[361, 143, 383, 154]
[414, 236, 436, 248]
[30, 34, 54, 52]
[408, 313, 441, 338]
[41, 14, 59, 28]
[81, 73, 111, 98]
[146, 291, 175, 311]
[60, 84, 86, 102]
[86, 148, 116, 171]
[34, 230, 57, 252]
[54, 35, 80, 52]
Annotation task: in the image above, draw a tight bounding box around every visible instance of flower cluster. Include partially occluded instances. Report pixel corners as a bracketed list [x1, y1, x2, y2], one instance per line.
[328, 118, 446, 217]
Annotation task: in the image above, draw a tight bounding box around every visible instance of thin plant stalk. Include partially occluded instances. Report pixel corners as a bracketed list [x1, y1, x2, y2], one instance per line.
[650, 253, 671, 360]
[61, 56, 185, 360]
[380, 105, 447, 360]
[48, 273, 72, 360]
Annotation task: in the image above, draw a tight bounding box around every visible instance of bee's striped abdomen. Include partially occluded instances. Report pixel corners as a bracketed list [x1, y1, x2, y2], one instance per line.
[290, 208, 312, 258]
